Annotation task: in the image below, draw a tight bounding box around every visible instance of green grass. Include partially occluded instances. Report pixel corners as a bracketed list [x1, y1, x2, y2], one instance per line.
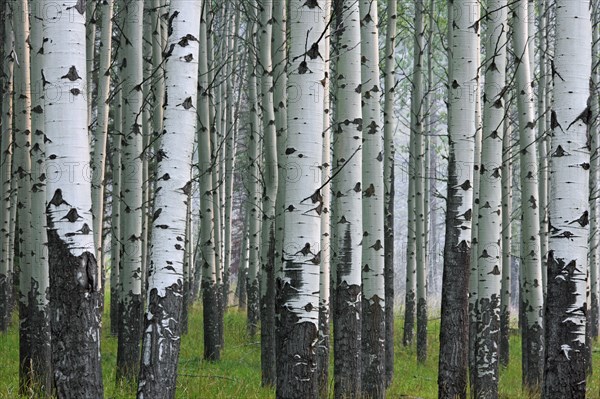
[2, 303, 600, 398]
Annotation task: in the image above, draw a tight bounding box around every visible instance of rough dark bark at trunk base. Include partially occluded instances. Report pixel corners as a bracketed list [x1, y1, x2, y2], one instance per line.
[138, 283, 183, 399]
[110, 286, 119, 336]
[203, 281, 221, 361]
[384, 174, 395, 387]
[317, 301, 330, 399]
[361, 295, 385, 399]
[543, 250, 585, 398]
[437, 153, 469, 399]
[116, 292, 143, 381]
[474, 295, 501, 399]
[334, 281, 362, 399]
[403, 289, 416, 346]
[21, 279, 52, 395]
[416, 297, 428, 363]
[217, 282, 225, 349]
[0, 272, 12, 331]
[522, 317, 544, 389]
[47, 229, 103, 398]
[247, 278, 259, 336]
[276, 283, 318, 399]
[499, 306, 510, 366]
[260, 228, 276, 387]
[468, 300, 477, 396]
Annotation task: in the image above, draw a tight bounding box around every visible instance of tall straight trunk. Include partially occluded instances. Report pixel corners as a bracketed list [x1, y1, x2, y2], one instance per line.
[13, 0, 37, 392]
[317, 3, 332, 397]
[383, 0, 397, 385]
[43, 1, 104, 396]
[332, 0, 363, 397]
[404, 134, 417, 347]
[258, 0, 278, 386]
[246, 15, 261, 338]
[111, 90, 123, 337]
[359, 0, 385, 396]
[511, 0, 545, 389]
[543, 0, 592, 397]
[28, 3, 52, 393]
[437, 1, 479, 398]
[197, 0, 220, 362]
[538, 0, 549, 285]
[275, 1, 326, 396]
[411, 0, 428, 365]
[223, 2, 241, 312]
[473, 0, 508, 395]
[0, 8, 13, 332]
[589, 1, 600, 339]
[117, 0, 145, 381]
[86, 0, 97, 131]
[500, 106, 513, 367]
[273, 0, 288, 274]
[93, 0, 114, 278]
[238, 211, 249, 310]
[137, 1, 202, 396]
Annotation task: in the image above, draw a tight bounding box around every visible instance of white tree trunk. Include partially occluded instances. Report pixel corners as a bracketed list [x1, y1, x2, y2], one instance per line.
[359, 0, 385, 395]
[275, 0, 326, 396]
[43, 0, 104, 395]
[543, 0, 592, 396]
[137, 1, 202, 396]
[473, 0, 508, 394]
[511, 0, 544, 388]
[332, 0, 363, 396]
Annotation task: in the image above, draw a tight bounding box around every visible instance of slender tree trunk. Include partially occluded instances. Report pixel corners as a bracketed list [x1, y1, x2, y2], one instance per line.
[137, 1, 202, 396]
[359, 0, 385, 395]
[111, 89, 123, 337]
[500, 105, 513, 367]
[589, 1, 600, 339]
[317, 3, 332, 396]
[0, 8, 13, 332]
[543, 0, 592, 397]
[383, 0, 397, 386]
[43, 1, 104, 395]
[117, 0, 145, 381]
[512, 0, 545, 389]
[246, 14, 261, 338]
[438, 1, 479, 398]
[275, 1, 326, 397]
[332, 0, 363, 397]
[473, 1, 508, 395]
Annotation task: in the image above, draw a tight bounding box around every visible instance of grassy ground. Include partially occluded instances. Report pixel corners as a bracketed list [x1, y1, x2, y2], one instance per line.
[1, 302, 600, 398]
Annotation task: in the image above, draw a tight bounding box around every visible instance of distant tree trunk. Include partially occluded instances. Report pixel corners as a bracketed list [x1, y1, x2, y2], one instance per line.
[543, 0, 592, 397]
[383, 0, 397, 386]
[473, 0, 508, 395]
[117, 0, 145, 381]
[0, 8, 13, 332]
[411, 0, 428, 365]
[275, 1, 326, 397]
[110, 89, 123, 337]
[197, 0, 220, 362]
[511, 0, 544, 389]
[258, 0, 278, 386]
[500, 104, 513, 367]
[317, 3, 332, 396]
[137, 1, 201, 396]
[589, 1, 600, 340]
[245, 14, 261, 338]
[238, 211, 249, 310]
[359, 0, 385, 396]
[43, 1, 104, 396]
[437, 1, 478, 398]
[332, 0, 363, 397]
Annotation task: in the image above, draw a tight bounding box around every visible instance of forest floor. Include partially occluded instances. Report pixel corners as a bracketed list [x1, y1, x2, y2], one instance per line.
[1, 300, 600, 398]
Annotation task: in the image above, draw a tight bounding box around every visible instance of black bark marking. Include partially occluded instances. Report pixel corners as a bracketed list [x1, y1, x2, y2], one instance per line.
[116, 291, 143, 381]
[60, 66, 82, 81]
[61, 208, 82, 222]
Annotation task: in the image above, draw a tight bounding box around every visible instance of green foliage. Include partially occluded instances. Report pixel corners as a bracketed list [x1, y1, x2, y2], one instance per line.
[1, 305, 600, 398]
